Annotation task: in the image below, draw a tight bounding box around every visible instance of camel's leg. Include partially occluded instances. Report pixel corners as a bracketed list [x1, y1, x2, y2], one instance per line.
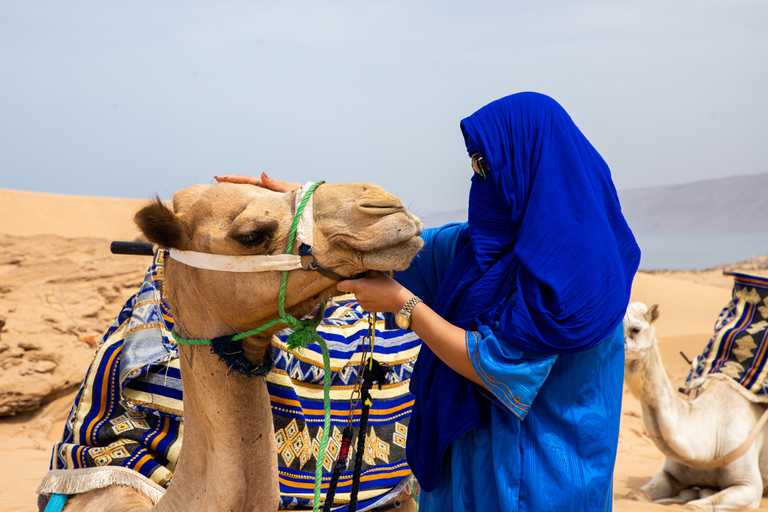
[629, 468, 683, 502]
[680, 465, 763, 512]
[654, 488, 700, 504]
[62, 485, 153, 512]
[681, 483, 763, 512]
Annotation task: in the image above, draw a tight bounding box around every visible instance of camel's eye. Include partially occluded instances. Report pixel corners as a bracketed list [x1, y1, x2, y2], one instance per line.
[630, 326, 642, 336]
[236, 231, 270, 247]
[229, 217, 278, 250]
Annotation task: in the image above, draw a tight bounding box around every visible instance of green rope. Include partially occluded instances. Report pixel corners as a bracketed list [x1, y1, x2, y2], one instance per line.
[278, 180, 324, 320]
[313, 338, 332, 512]
[170, 180, 335, 512]
[171, 316, 286, 345]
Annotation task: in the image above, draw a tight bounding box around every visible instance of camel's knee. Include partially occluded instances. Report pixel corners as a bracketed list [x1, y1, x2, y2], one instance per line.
[654, 488, 700, 505]
[631, 469, 683, 502]
[627, 488, 652, 502]
[682, 484, 762, 512]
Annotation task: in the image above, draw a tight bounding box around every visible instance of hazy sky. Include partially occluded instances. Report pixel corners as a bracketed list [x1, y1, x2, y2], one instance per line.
[1, 1, 766, 217]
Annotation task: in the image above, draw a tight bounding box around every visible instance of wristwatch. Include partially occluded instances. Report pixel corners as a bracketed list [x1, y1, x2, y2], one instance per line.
[394, 296, 423, 330]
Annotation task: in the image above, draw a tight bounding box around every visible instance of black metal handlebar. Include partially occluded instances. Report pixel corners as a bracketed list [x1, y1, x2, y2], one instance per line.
[110, 241, 155, 256]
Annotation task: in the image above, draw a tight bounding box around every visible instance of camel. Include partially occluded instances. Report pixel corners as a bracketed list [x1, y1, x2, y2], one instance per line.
[57, 181, 423, 512]
[623, 301, 768, 512]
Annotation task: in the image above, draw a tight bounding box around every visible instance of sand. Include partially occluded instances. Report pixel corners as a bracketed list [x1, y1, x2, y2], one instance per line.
[0, 186, 765, 511]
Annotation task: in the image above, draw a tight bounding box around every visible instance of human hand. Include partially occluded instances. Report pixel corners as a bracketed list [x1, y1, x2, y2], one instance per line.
[337, 271, 414, 314]
[214, 172, 302, 193]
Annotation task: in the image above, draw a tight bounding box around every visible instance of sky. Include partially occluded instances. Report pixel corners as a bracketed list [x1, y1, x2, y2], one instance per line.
[1, 0, 766, 217]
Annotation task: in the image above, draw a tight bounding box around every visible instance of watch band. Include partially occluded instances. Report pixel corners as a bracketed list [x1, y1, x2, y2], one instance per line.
[395, 296, 423, 330]
[403, 296, 422, 315]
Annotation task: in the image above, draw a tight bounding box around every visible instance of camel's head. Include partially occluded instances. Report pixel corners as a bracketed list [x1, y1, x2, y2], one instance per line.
[623, 301, 660, 361]
[134, 182, 423, 364]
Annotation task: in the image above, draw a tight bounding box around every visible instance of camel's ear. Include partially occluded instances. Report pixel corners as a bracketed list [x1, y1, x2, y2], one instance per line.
[134, 197, 183, 249]
[646, 304, 661, 324]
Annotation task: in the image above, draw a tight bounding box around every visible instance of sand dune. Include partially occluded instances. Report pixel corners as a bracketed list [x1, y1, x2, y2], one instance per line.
[1, 188, 766, 511]
[0, 188, 146, 240]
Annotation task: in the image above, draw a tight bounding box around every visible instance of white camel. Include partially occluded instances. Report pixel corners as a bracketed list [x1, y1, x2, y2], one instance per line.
[623, 301, 768, 511]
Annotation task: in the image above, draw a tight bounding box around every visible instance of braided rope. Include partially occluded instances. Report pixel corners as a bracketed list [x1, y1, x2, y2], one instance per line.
[313, 338, 332, 512]
[322, 426, 354, 512]
[349, 376, 373, 512]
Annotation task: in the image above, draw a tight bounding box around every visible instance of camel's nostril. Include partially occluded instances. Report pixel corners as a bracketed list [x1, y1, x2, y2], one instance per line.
[359, 203, 402, 208]
[359, 204, 406, 216]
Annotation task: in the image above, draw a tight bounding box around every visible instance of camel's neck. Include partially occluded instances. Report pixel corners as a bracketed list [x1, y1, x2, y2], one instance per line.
[153, 344, 279, 512]
[625, 343, 693, 459]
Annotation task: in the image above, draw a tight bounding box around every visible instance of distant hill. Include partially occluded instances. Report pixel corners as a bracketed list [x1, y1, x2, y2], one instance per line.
[618, 173, 768, 232]
[420, 173, 768, 232]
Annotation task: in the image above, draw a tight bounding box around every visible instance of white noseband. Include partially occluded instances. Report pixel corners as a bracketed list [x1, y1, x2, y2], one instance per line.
[168, 181, 316, 273]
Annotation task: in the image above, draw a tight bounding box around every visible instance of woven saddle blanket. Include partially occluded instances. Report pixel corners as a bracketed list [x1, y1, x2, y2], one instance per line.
[686, 271, 768, 400]
[36, 251, 421, 511]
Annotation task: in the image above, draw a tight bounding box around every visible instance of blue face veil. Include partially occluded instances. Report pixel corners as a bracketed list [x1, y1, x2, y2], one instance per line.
[442, 91, 640, 352]
[407, 92, 641, 490]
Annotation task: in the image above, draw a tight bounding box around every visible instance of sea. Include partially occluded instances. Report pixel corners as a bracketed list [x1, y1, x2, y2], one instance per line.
[634, 231, 768, 271]
[421, 211, 768, 271]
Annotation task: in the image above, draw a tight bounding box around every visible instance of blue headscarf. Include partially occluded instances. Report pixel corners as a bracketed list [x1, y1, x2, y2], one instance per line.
[407, 92, 640, 490]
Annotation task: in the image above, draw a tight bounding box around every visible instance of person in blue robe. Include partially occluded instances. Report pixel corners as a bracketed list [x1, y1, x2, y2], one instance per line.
[335, 92, 641, 511]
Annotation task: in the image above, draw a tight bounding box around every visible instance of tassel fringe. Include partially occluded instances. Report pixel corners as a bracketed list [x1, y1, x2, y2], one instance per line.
[35, 467, 166, 504]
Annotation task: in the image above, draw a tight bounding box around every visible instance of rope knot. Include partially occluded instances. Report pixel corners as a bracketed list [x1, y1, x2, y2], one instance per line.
[284, 315, 302, 332]
[286, 325, 321, 351]
[285, 299, 329, 351]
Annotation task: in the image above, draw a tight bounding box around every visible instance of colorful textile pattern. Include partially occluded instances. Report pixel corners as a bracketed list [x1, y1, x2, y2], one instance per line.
[687, 272, 768, 397]
[271, 300, 420, 510]
[37, 252, 420, 511]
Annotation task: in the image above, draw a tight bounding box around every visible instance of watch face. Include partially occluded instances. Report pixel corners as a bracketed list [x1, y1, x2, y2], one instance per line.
[395, 313, 409, 330]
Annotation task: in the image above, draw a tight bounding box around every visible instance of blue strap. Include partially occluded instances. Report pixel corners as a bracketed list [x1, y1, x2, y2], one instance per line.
[298, 243, 312, 256]
[44, 494, 67, 512]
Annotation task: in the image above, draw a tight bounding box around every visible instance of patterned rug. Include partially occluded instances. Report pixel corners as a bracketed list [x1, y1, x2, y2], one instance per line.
[686, 271, 768, 399]
[36, 251, 420, 511]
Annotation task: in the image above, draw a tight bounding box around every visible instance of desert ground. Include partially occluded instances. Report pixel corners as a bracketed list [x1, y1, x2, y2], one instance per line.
[1, 187, 767, 511]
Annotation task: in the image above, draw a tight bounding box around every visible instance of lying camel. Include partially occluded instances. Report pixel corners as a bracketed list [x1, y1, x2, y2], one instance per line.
[56, 181, 423, 511]
[623, 301, 768, 512]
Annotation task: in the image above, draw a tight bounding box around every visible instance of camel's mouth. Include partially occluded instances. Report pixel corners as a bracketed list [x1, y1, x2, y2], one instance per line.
[358, 235, 424, 272]
[623, 346, 648, 361]
[338, 211, 423, 252]
[328, 207, 424, 272]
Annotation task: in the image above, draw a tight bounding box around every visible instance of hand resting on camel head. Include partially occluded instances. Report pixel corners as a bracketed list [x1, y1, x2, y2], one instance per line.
[214, 173, 487, 389]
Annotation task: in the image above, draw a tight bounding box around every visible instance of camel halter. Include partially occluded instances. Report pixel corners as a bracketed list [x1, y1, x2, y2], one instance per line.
[167, 178, 311, 274]
[169, 180, 358, 351]
[167, 181, 363, 281]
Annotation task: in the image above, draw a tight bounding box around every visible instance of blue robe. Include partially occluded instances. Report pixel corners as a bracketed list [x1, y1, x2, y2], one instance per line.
[397, 224, 624, 511]
[395, 93, 638, 510]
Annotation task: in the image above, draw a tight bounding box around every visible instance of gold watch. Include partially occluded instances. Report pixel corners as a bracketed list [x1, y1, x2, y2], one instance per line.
[395, 296, 423, 330]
